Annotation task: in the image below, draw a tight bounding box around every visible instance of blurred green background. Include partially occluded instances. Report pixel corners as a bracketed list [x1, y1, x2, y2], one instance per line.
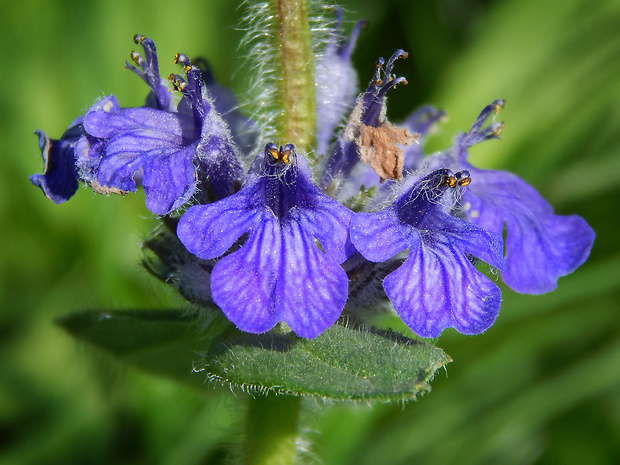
[2, 0, 620, 463]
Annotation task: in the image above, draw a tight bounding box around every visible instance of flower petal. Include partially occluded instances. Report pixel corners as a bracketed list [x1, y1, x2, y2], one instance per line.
[503, 209, 595, 294]
[424, 211, 505, 270]
[30, 128, 80, 204]
[83, 98, 201, 213]
[177, 177, 264, 260]
[384, 233, 502, 338]
[141, 144, 198, 214]
[210, 218, 281, 334]
[293, 176, 355, 262]
[84, 98, 185, 141]
[277, 217, 349, 338]
[350, 207, 410, 262]
[465, 168, 595, 293]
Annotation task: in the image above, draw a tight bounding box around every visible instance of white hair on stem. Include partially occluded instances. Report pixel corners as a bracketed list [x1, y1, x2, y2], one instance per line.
[237, 0, 337, 155]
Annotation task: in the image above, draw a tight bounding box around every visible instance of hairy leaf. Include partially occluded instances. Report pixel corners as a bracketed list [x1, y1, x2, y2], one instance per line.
[58, 310, 450, 401]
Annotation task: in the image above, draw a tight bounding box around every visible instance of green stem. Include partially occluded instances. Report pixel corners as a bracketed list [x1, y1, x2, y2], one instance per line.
[270, 0, 316, 158]
[245, 394, 302, 465]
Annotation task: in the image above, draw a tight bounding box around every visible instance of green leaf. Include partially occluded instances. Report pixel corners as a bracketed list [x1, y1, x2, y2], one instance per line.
[58, 310, 450, 401]
[57, 310, 229, 389]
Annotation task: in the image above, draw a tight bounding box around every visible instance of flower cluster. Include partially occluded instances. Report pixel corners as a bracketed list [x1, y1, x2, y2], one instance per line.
[32, 17, 595, 339]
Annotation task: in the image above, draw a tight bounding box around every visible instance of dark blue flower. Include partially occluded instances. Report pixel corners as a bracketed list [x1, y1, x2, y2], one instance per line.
[351, 169, 505, 338]
[425, 101, 595, 294]
[30, 122, 83, 204]
[177, 144, 355, 338]
[79, 46, 244, 215]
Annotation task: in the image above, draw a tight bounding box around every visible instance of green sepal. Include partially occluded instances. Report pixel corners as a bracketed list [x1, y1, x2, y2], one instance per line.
[58, 310, 451, 402]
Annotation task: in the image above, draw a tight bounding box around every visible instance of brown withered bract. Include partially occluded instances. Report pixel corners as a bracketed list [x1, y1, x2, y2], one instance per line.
[358, 122, 417, 182]
[343, 97, 418, 183]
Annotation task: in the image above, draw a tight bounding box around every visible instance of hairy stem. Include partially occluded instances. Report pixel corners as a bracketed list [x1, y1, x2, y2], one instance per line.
[245, 394, 302, 465]
[270, 0, 316, 159]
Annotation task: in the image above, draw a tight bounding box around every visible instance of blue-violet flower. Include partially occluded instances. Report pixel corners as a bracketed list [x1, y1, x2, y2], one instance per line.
[351, 169, 505, 337]
[424, 100, 596, 294]
[32, 9, 595, 340]
[177, 144, 355, 338]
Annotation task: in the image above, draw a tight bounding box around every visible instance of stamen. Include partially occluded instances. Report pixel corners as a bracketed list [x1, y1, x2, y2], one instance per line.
[130, 51, 142, 66]
[133, 34, 146, 44]
[372, 50, 409, 100]
[438, 170, 456, 188]
[174, 53, 191, 67]
[377, 76, 407, 100]
[492, 122, 505, 137]
[268, 147, 281, 162]
[384, 49, 407, 78]
[167, 73, 187, 92]
[493, 101, 505, 114]
[456, 170, 472, 187]
[266, 144, 293, 165]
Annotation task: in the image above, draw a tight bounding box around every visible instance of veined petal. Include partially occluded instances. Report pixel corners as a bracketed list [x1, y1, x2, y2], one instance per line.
[177, 177, 264, 260]
[141, 144, 198, 214]
[211, 218, 281, 334]
[503, 209, 595, 294]
[294, 176, 355, 262]
[84, 100, 185, 142]
[350, 207, 411, 262]
[424, 211, 505, 271]
[82, 96, 201, 213]
[384, 234, 501, 338]
[465, 168, 595, 293]
[95, 138, 197, 211]
[179, 144, 351, 338]
[277, 218, 349, 338]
